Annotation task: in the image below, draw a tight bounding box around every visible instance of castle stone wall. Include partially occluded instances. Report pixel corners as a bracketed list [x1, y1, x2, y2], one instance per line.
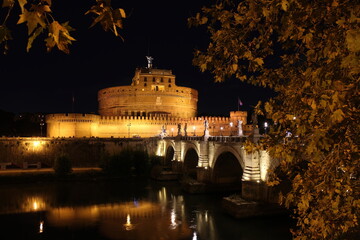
[98, 68, 198, 118]
[46, 112, 250, 138]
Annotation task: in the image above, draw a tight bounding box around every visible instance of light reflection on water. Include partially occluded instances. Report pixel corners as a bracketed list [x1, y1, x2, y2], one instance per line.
[0, 180, 292, 240]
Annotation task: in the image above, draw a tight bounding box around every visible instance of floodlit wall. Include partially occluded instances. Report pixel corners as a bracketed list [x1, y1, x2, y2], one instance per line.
[46, 112, 250, 138]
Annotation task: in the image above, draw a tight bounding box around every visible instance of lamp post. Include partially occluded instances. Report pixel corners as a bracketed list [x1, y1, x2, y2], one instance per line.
[127, 123, 131, 138]
[171, 128, 174, 137]
[220, 126, 223, 136]
[193, 126, 196, 136]
[229, 122, 233, 136]
[264, 121, 268, 134]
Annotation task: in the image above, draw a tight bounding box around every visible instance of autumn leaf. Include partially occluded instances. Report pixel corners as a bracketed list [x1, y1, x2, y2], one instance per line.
[346, 29, 360, 52]
[331, 109, 345, 123]
[86, 0, 126, 39]
[254, 57, 264, 66]
[45, 21, 75, 54]
[232, 63, 238, 71]
[281, 0, 289, 11]
[17, 9, 46, 35]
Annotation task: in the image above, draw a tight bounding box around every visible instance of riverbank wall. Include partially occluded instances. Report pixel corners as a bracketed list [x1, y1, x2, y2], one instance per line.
[0, 137, 158, 168]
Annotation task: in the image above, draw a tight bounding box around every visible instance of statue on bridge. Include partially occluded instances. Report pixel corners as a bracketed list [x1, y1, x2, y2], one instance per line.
[204, 120, 210, 140]
[177, 123, 182, 136]
[251, 112, 260, 136]
[184, 123, 188, 136]
[160, 125, 166, 139]
[237, 120, 244, 136]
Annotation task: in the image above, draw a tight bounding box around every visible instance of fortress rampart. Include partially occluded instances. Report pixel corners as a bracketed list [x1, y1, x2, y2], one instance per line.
[46, 111, 250, 138]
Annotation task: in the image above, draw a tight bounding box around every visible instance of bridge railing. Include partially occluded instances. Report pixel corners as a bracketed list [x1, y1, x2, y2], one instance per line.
[208, 136, 247, 143]
[174, 136, 248, 142]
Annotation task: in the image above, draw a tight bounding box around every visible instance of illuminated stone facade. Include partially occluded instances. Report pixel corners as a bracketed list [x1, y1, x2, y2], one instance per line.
[46, 63, 250, 138]
[98, 68, 198, 118]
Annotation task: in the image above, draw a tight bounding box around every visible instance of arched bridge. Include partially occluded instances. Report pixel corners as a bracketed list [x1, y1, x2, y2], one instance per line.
[153, 136, 278, 186]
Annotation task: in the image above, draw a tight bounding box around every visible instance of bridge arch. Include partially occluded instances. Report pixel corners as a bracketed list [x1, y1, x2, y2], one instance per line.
[212, 146, 244, 184]
[183, 147, 199, 179]
[164, 146, 175, 166]
[212, 145, 245, 170]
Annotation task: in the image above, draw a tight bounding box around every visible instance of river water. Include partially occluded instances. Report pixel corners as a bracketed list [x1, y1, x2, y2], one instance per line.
[0, 179, 292, 240]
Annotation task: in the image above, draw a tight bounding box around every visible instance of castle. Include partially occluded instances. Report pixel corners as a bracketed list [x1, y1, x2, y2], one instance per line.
[46, 58, 250, 138]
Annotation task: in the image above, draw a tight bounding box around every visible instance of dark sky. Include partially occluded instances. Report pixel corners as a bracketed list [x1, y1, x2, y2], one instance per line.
[0, 0, 274, 116]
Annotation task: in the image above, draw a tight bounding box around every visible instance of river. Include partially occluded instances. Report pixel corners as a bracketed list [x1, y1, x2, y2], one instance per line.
[0, 178, 292, 240]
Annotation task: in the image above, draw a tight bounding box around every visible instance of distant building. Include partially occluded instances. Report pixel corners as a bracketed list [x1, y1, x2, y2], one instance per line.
[46, 59, 250, 138]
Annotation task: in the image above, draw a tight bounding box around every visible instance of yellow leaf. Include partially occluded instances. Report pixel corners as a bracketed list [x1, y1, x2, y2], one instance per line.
[239, 75, 247, 80]
[254, 57, 264, 66]
[232, 64, 238, 71]
[281, 0, 289, 11]
[119, 8, 126, 18]
[346, 29, 360, 52]
[331, 109, 344, 123]
[17, 9, 45, 35]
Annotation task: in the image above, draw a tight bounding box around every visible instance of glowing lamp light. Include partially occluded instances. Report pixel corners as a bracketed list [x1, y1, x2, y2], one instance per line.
[124, 214, 134, 231]
[192, 232, 198, 240]
[39, 221, 44, 233]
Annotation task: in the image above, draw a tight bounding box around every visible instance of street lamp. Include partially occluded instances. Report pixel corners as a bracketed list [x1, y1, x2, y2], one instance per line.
[171, 128, 174, 136]
[193, 126, 196, 136]
[127, 123, 131, 138]
[229, 122, 233, 136]
[264, 121, 268, 134]
[220, 126, 223, 136]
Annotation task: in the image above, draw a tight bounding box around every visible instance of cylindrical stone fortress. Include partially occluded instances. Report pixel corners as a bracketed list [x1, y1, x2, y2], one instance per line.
[98, 68, 198, 118]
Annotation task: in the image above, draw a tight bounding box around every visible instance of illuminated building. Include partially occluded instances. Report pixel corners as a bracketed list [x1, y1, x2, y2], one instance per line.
[46, 58, 250, 138]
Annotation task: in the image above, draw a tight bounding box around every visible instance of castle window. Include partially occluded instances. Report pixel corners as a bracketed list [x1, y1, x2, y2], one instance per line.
[152, 77, 155, 82]
[144, 83, 147, 87]
[156, 86, 159, 91]
[144, 77, 147, 82]
[168, 78, 171, 83]
[168, 84, 171, 88]
[160, 78, 163, 82]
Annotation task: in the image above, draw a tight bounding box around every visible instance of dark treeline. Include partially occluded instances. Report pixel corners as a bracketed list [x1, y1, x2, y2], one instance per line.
[0, 109, 46, 137]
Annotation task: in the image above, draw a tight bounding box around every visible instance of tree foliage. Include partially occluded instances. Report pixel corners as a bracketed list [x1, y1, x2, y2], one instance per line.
[0, 0, 126, 54]
[190, 0, 359, 239]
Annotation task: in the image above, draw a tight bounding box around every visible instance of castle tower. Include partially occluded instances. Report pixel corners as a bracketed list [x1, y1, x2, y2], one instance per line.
[98, 57, 198, 118]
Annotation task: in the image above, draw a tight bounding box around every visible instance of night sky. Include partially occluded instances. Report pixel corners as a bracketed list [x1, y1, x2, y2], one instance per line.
[0, 0, 275, 117]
